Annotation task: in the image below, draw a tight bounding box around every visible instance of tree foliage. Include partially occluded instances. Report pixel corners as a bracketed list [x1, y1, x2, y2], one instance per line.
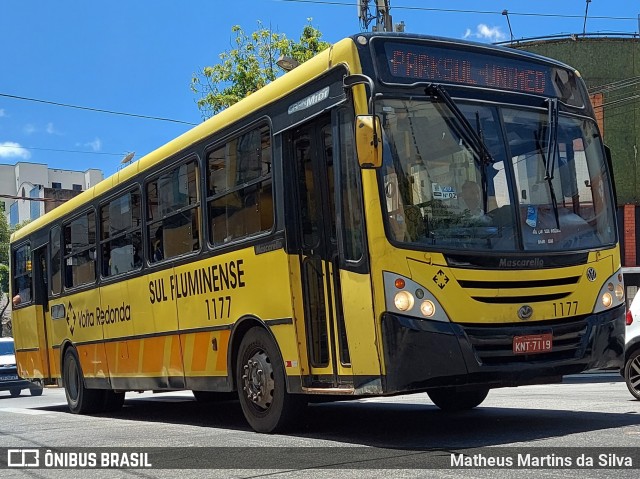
[0, 213, 9, 267]
[191, 20, 330, 119]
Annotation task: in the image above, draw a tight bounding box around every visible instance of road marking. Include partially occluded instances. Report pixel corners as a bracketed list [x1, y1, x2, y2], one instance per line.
[0, 407, 53, 415]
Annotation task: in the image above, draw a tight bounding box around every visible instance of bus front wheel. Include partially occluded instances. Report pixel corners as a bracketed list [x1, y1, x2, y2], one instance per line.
[63, 348, 103, 414]
[236, 327, 306, 433]
[427, 387, 489, 411]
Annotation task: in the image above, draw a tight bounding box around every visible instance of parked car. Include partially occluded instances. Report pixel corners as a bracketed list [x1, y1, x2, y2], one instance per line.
[0, 337, 43, 397]
[624, 294, 640, 399]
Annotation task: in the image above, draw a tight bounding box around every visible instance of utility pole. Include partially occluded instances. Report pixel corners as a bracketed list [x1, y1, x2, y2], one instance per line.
[358, 0, 398, 32]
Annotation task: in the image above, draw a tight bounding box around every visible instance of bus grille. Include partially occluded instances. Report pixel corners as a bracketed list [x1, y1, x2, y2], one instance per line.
[457, 276, 581, 304]
[462, 318, 588, 366]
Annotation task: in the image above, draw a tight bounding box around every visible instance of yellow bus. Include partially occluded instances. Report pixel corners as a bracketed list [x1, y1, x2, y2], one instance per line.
[10, 32, 625, 433]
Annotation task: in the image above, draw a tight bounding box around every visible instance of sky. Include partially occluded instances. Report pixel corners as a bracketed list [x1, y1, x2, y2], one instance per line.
[0, 0, 638, 179]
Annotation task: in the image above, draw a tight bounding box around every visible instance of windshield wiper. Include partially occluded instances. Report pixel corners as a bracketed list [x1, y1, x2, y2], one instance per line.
[536, 98, 561, 229]
[425, 84, 492, 214]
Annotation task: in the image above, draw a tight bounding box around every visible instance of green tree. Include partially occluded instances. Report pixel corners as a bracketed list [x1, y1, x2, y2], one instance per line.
[0, 212, 9, 266]
[0, 213, 9, 336]
[191, 20, 330, 119]
[0, 218, 29, 336]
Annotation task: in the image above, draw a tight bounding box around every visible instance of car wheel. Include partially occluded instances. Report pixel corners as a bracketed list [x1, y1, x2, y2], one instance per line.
[427, 387, 489, 411]
[63, 347, 103, 414]
[29, 379, 43, 396]
[624, 349, 640, 400]
[9, 388, 21, 397]
[236, 327, 306, 433]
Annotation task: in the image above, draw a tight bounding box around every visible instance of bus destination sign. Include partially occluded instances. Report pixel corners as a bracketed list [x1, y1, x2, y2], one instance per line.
[380, 41, 567, 98]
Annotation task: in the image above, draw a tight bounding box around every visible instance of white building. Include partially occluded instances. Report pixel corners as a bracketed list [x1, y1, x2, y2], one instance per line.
[0, 162, 103, 226]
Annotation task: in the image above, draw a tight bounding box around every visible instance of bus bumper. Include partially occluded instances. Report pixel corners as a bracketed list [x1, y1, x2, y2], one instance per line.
[380, 305, 625, 394]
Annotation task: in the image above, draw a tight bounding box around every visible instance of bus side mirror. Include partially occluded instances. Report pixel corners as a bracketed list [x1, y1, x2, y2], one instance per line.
[355, 115, 383, 169]
[604, 144, 617, 203]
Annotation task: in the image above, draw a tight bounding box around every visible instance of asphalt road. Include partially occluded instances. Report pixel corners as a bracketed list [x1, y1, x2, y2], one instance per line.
[0, 373, 639, 478]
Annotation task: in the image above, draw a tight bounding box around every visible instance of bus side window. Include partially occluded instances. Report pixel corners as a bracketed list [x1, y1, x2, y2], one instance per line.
[63, 211, 97, 288]
[147, 160, 200, 262]
[206, 124, 273, 247]
[12, 243, 32, 304]
[50, 226, 62, 295]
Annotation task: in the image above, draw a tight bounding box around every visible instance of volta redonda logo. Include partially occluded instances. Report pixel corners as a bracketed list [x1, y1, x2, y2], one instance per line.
[66, 301, 132, 335]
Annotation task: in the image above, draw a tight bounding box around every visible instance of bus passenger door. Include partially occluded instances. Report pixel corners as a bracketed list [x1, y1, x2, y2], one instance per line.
[289, 114, 352, 388]
[31, 246, 52, 380]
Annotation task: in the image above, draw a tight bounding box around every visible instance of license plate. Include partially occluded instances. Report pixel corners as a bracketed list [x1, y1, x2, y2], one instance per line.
[0, 375, 19, 382]
[513, 333, 553, 355]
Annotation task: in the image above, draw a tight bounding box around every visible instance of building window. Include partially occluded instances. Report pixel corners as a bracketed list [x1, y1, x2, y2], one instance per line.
[72, 184, 83, 191]
[52, 182, 62, 189]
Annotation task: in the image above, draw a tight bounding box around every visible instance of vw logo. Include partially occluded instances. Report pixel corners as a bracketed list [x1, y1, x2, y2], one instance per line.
[586, 267, 597, 282]
[518, 305, 533, 320]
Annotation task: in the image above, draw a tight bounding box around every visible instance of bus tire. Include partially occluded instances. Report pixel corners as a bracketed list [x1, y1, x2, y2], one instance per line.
[624, 349, 640, 400]
[236, 327, 306, 433]
[62, 348, 103, 414]
[427, 387, 489, 411]
[103, 390, 125, 412]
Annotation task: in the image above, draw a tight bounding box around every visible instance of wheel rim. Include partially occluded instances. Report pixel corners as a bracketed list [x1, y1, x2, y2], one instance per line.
[241, 350, 275, 411]
[629, 355, 640, 394]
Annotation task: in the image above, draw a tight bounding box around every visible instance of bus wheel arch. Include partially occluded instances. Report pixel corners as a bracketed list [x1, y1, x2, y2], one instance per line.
[231, 320, 306, 433]
[228, 316, 279, 391]
[61, 344, 103, 414]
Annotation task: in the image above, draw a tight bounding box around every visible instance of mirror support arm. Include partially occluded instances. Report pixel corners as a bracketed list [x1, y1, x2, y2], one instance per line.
[344, 74, 378, 147]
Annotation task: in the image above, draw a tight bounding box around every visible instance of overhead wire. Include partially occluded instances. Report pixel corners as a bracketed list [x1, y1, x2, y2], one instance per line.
[275, 0, 638, 21]
[0, 93, 198, 126]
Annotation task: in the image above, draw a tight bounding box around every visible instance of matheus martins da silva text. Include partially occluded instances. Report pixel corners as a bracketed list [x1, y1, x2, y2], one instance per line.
[451, 453, 633, 468]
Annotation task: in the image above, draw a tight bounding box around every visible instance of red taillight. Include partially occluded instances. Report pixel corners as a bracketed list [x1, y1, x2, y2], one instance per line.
[626, 309, 634, 326]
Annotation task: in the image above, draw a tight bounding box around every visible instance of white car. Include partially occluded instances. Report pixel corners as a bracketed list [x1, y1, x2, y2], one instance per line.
[0, 337, 43, 397]
[624, 294, 640, 399]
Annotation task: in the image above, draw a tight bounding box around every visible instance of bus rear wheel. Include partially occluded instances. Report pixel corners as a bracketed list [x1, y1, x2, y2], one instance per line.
[236, 327, 306, 433]
[63, 348, 104, 414]
[427, 387, 489, 411]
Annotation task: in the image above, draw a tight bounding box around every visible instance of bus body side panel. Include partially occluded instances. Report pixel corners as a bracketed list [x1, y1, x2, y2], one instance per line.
[58, 289, 108, 384]
[338, 269, 380, 392]
[101, 272, 184, 390]
[178, 248, 300, 391]
[13, 305, 46, 380]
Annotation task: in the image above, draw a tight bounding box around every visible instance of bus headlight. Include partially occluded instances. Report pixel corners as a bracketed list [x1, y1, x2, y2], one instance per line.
[420, 300, 435, 317]
[593, 269, 624, 313]
[615, 283, 624, 300]
[394, 291, 414, 311]
[384, 272, 451, 322]
[601, 292, 613, 308]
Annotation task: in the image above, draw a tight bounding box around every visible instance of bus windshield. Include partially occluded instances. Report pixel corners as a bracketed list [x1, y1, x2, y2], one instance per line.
[379, 97, 617, 252]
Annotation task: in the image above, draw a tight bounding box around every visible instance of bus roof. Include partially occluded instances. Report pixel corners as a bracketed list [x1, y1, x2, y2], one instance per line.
[10, 32, 577, 245]
[10, 36, 361, 244]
